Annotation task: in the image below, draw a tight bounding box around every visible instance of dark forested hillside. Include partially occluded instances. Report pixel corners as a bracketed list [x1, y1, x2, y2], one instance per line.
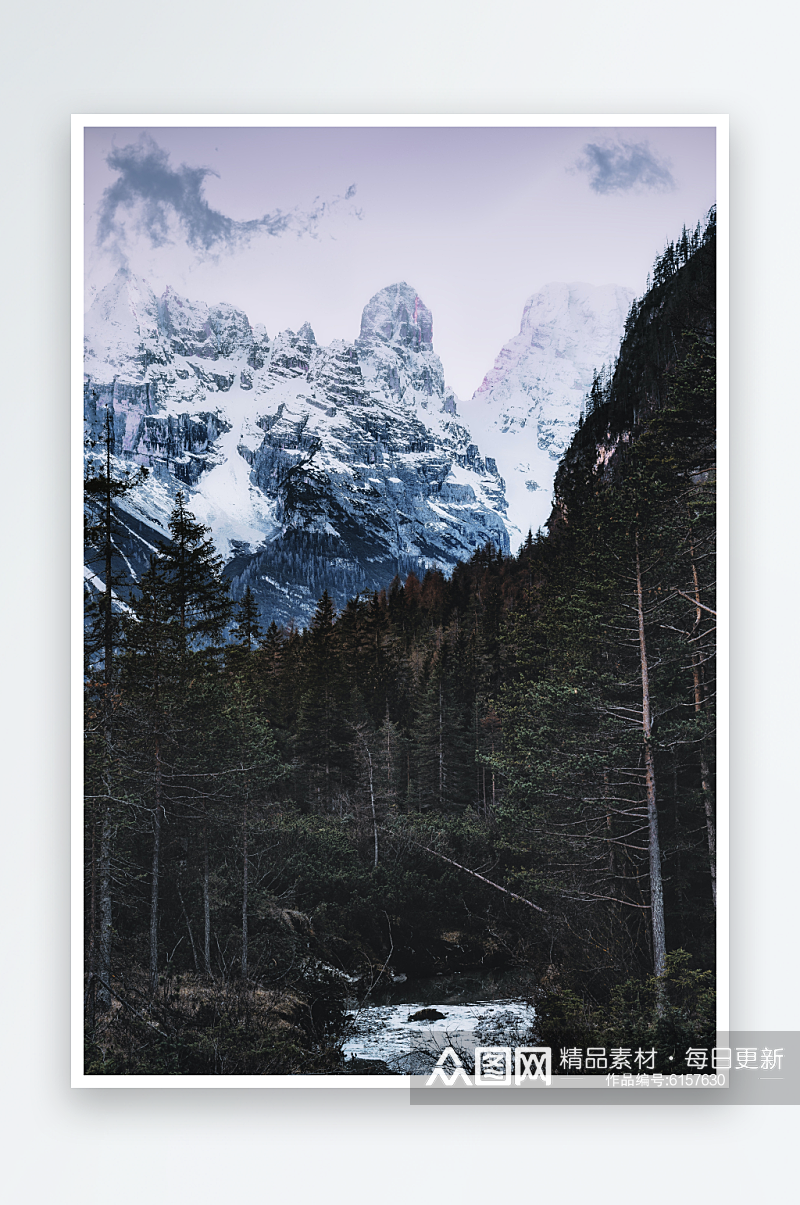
[84, 210, 717, 1074]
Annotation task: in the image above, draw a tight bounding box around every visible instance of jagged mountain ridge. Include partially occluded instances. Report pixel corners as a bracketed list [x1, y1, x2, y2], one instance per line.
[458, 281, 634, 548]
[84, 273, 511, 626]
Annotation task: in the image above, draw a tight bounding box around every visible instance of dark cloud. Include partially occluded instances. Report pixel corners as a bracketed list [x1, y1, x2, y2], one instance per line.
[575, 139, 676, 194]
[95, 133, 359, 260]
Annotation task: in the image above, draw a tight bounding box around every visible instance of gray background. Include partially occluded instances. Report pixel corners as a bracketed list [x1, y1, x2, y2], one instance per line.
[1, 1, 797, 1201]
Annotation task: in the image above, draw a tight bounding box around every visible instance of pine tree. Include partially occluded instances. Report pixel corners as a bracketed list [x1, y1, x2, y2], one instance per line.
[84, 409, 147, 1013]
[232, 586, 263, 652]
[200, 670, 285, 980]
[159, 490, 232, 657]
[121, 492, 233, 995]
[84, 409, 149, 680]
[295, 592, 353, 812]
[411, 631, 475, 812]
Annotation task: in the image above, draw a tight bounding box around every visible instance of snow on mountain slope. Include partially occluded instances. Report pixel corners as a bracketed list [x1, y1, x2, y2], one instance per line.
[459, 282, 634, 550]
[84, 272, 509, 626]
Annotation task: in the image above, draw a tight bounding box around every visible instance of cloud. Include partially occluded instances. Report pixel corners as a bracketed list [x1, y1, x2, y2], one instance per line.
[95, 133, 360, 261]
[575, 139, 676, 194]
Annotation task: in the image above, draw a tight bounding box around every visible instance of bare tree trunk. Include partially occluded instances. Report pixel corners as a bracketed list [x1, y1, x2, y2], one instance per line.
[438, 682, 444, 808]
[700, 751, 716, 906]
[324, 689, 331, 812]
[97, 798, 114, 1009]
[177, 881, 199, 972]
[672, 756, 686, 946]
[636, 534, 666, 982]
[367, 747, 378, 868]
[475, 704, 480, 810]
[691, 649, 716, 906]
[202, 821, 212, 975]
[688, 533, 716, 906]
[241, 797, 249, 980]
[603, 771, 615, 879]
[103, 412, 114, 685]
[97, 420, 116, 1011]
[412, 840, 547, 913]
[490, 725, 496, 812]
[88, 809, 97, 981]
[149, 736, 163, 998]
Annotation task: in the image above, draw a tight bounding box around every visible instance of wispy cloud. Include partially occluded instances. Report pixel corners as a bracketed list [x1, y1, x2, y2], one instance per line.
[95, 133, 360, 262]
[574, 139, 676, 194]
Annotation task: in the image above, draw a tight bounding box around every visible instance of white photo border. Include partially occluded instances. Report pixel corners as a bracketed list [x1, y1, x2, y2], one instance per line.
[72, 113, 728, 1089]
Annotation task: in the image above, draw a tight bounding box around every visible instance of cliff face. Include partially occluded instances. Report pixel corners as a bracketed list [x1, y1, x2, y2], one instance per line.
[84, 273, 509, 626]
[550, 223, 716, 530]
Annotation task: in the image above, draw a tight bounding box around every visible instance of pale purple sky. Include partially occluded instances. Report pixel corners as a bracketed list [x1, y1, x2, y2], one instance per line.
[84, 124, 715, 398]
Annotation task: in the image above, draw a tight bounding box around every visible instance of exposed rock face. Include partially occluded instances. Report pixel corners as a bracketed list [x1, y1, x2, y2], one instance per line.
[459, 282, 634, 549]
[359, 281, 433, 349]
[84, 272, 509, 627]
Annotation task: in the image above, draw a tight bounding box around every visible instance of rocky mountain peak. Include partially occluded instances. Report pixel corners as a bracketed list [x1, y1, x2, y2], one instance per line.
[460, 281, 633, 549]
[87, 268, 156, 331]
[84, 269, 161, 373]
[359, 282, 433, 350]
[84, 272, 509, 628]
[516, 281, 635, 355]
[156, 287, 253, 361]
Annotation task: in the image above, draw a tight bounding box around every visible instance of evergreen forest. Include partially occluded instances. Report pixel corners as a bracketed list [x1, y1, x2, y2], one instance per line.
[84, 210, 717, 1074]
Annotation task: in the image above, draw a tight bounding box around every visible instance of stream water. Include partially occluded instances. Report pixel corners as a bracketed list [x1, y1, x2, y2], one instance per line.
[341, 970, 538, 1074]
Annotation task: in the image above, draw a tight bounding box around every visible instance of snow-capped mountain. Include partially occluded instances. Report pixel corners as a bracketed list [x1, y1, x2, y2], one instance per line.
[459, 282, 634, 549]
[84, 272, 510, 626]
